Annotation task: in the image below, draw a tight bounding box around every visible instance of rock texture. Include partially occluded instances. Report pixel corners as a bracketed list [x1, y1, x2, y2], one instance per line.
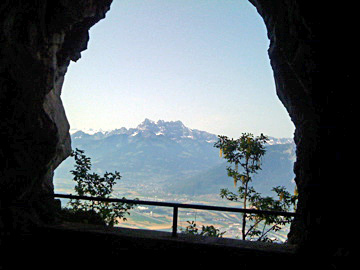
[249, 0, 321, 251]
[0, 0, 112, 230]
[249, 1, 353, 257]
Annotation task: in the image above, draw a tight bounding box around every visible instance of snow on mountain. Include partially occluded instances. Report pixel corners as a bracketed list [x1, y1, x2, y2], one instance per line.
[70, 119, 293, 145]
[70, 127, 110, 135]
[59, 119, 295, 196]
[132, 118, 218, 142]
[71, 119, 218, 143]
[266, 137, 294, 145]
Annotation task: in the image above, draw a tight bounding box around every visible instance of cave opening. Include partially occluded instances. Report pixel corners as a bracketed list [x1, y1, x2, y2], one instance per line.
[54, 0, 297, 243]
[5, 0, 350, 262]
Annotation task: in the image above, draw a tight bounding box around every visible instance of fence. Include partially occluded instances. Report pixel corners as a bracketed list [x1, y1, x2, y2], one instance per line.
[54, 193, 297, 237]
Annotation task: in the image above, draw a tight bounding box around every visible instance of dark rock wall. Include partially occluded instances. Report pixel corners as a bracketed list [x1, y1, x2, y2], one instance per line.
[0, 0, 112, 230]
[249, 0, 321, 252]
[250, 1, 353, 257]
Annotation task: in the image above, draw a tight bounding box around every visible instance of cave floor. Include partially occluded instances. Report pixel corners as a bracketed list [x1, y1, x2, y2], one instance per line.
[7, 223, 295, 269]
[2, 222, 305, 268]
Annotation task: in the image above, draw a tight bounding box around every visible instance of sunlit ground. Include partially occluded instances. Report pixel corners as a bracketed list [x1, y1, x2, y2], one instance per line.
[55, 183, 291, 243]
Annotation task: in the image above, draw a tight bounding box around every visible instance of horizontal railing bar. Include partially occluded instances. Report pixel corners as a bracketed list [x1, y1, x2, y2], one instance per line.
[54, 193, 298, 217]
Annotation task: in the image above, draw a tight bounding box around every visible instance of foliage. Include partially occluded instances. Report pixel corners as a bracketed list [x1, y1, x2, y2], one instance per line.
[59, 208, 106, 226]
[66, 148, 134, 227]
[214, 133, 298, 242]
[182, 221, 226, 238]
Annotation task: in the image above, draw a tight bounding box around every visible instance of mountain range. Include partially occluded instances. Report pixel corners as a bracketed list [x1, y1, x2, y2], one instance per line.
[54, 119, 296, 196]
[69, 119, 293, 145]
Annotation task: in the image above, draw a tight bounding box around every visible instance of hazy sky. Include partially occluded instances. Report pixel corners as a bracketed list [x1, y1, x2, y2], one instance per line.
[61, 0, 295, 138]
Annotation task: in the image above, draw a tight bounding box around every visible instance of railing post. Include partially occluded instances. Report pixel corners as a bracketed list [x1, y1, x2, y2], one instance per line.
[172, 206, 178, 237]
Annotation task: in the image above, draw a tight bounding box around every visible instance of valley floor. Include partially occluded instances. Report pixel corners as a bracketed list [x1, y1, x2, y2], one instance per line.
[55, 182, 291, 242]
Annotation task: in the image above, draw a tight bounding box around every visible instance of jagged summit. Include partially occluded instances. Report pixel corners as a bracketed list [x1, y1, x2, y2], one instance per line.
[71, 119, 294, 145]
[136, 118, 158, 130]
[61, 120, 296, 197]
[71, 119, 218, 143]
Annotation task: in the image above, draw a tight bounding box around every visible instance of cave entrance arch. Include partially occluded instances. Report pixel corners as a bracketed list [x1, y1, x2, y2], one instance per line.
[57, 0, 298, 243]
[1, 0, 339, 259]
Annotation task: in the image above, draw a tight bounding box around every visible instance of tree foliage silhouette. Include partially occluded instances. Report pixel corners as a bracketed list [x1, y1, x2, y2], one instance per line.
[215, 133, 297, 242]
[66, 148, 134, 226]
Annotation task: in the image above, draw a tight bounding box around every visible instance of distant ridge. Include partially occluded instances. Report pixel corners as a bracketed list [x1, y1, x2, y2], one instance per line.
[71, 119, 218, 143]
[55, 119, 295, 196]
[70, 119, 293, 145]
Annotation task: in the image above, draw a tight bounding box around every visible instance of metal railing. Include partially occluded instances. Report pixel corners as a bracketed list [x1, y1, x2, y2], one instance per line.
[54, 193, 298, 237]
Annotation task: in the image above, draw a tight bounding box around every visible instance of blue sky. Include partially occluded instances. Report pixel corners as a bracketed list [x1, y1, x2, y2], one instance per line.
[61, 0, 295, 138]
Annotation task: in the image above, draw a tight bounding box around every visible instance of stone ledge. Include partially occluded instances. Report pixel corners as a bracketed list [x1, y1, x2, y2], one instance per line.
[52, 221, 297, 255]
[3, 222, 332, 269]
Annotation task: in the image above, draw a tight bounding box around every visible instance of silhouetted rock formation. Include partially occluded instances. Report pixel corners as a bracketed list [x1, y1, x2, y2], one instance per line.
[0, 0, 112, 230]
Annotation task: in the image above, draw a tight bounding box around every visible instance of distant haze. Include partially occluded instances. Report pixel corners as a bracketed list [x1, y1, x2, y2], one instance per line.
[61, 0, 295, 139]
[55, 119, 295, 197]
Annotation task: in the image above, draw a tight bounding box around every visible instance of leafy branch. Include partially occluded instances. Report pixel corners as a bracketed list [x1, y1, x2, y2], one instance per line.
[65, 148, 134, 227]
[215, 133, 298, 242]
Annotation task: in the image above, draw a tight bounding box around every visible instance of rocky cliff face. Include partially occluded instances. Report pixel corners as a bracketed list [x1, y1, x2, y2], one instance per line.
[0, 0, 112, 229]
[249, 0, 321, 250]
[249, 1, 352, 257]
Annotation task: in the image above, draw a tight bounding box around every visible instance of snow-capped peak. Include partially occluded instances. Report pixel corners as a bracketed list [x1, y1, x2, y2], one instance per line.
[70, 119, 293, 145]
[71, 119, 218, 143]
[70, 127, 110, 135]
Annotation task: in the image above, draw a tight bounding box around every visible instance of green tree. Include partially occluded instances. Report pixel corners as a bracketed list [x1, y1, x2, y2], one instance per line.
[67, 148, 134, 227]
[182, 221, 226, 238]
[214, 133, 297, 242]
